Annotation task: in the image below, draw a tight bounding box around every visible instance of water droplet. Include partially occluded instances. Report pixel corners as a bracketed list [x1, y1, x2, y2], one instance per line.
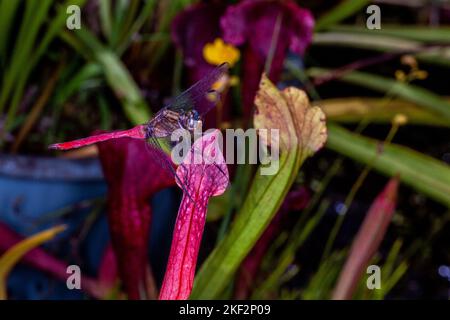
[334, 202, 347, 215]
[438, 265, 450, 278]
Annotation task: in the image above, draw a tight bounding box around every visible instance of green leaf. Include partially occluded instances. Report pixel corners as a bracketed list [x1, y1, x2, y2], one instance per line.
[116, 0, 157, 54]
[112, 0, 139, 49]
[327, 124, 450, 207]
[313, 32, 450, 67]
[0, 225, 66, 299]
[320, 97, 449, 127]
[190, 75, 327, 299]
[376, 239, 406, 299]
[0, 0, 21, 62]
[313, 32, 421, 51]
[99, 0, 113, 42]
[332, 178, 398, 299]
[97, 50, 151, 123]
[53, 63, 102, 105]
[0, 0, 52, 114]
[330, 25, 450, 43]
[315, 0, 371, 31]
[191, 153, 297, 299]
[0, 0, 87, 133]
[98, 94, 113, 130]
[302, 251, 346, 300]
[308, 68, 450, 123]
[146, 0, 196, 72]
[71, 28, 151, 124]
[252, 200, 328, 299]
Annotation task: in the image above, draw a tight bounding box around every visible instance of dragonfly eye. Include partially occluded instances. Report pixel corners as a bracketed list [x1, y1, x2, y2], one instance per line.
[190, 110, 200, 120]
[186, 117, 198, 130]
[182, 110, 201, 131]
[187, 119, 194, 129]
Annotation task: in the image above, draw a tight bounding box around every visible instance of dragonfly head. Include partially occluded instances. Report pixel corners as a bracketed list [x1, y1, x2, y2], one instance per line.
[180, 110, 202, 131]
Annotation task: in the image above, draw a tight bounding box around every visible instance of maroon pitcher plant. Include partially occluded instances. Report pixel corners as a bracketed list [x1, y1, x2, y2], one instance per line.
[221, 0, 314, 118]
[97, 137, 175, 299]
[171, 2, 231, 128]
[159, 130, 229, 300]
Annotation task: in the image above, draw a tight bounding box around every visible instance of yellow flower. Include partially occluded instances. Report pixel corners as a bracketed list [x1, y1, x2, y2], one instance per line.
[203, 38, 240, 67]
[397, 54, 428, 82]
[400, 55, 418, 69]
[412, 69, 428, 80]
[393, 113, 408, 126]
[395, 70, 406, 82]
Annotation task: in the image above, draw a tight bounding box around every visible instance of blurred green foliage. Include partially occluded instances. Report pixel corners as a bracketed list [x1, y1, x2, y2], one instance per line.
[0, 0, 449, 300]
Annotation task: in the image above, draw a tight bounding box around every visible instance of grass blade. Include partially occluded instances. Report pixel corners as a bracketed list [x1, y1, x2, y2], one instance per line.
[332, 177, 398, 299]
[117, 0, 157, 54]
[0, 225, 66, 299]
[320, 97, 449, 126]
[1, 0, 87, 133]
[330, 25, 450, 43]
[11, 59, 65, 152]
[0, 0, 52, 113]
[313, 32, 421, 51]
[315, 0, 371, 31]
[0, 0, 21, 62]
[99, 0, 113, 42]
[190, 75, 327, 299]
[327, 124, 450, 207]
[71, 28, 151, 124]
[313, 32, 450, 67]
[309, 68, 450, 122]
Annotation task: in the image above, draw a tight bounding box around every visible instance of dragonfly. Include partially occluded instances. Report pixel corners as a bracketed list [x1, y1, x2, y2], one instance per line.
[50, 63, 229, 201]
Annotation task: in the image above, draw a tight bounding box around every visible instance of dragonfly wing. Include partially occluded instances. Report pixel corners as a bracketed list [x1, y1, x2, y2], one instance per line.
[146, 136, 176, 176]
[146, 135, 198, 207]
[164, 63, 229, 116]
